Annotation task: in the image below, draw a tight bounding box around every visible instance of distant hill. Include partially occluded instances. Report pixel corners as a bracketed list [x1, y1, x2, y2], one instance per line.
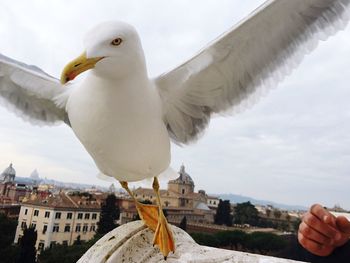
[216, 193, 308, 211]
[15, 176, 108, 192]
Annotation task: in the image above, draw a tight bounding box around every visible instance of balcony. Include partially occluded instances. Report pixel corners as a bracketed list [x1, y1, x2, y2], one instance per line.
[78, 221, 305, 263]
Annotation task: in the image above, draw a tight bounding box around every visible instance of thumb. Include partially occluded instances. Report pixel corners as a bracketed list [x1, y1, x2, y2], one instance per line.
[336, 216, 350, 235]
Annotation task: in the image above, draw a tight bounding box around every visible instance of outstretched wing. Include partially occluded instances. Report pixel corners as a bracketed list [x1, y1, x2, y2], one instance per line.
[0, 53, 70, 126]
[155, 0, 350, 145]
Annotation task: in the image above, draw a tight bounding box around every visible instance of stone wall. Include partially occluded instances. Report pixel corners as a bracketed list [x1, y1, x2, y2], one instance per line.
[78, 221, 305, 263]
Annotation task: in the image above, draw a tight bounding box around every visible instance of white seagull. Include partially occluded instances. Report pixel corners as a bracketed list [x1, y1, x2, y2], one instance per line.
[0, 0, 349, 259]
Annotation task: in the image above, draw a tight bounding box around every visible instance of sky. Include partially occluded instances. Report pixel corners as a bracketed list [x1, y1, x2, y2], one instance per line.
[0, 0, 349, 210]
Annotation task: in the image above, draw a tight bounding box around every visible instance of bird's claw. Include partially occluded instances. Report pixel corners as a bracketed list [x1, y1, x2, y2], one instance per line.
[152, 212, 175, 259]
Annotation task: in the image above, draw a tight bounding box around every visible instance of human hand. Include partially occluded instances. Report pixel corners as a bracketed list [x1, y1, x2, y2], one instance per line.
[298, 204, 350, 256]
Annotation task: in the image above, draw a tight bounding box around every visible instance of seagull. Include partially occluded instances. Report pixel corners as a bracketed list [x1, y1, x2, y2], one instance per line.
[0, 0, 349, 259]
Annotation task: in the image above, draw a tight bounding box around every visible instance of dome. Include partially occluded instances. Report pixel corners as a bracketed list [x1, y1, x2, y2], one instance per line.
[168, 164, 194, 186]
[0, 163, 16, 182]
[195, 202, 210, 211]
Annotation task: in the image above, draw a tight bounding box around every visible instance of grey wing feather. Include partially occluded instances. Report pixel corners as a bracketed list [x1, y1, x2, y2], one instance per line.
[0, 53, 70, 126]
[155, 0, 350, 145]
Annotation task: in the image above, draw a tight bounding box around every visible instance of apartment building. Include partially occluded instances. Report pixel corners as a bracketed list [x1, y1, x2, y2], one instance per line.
[14, 191, 103, 251]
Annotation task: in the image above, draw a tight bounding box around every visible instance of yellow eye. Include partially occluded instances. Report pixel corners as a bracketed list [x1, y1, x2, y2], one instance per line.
[111, 38, 122, 46]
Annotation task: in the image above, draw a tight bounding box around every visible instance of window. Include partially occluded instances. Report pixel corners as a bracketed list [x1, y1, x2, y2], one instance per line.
[64, 224, 71, 232]
[24, 209, 28, 215]
[45, 211, 50, 218]
[55, 212, 61, 219]
[92, 213, 97, 220]
[62, 240, 68, 246]
[75, 224, 81, 232]
[53, 224, 59, 232]
[82, 225, 88, 232]
[21, 221, 27, 229]
[38, 241, 45, 251]
[84, 213, 90, 220]
[31, 223, 36, 229]
[182, 189, 185, 194]
[67, 212, 72, 219]
[34, 210, 39, 216]
[90, 225, 96, 232]
[42, 225, 48, 234]
[77, 213, 83, 219]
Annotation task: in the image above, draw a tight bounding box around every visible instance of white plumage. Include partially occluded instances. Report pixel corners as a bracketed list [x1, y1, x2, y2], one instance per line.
[0, 0, 349, 182]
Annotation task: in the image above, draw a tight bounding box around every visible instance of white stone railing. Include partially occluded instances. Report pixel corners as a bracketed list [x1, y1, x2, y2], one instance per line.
[78, 221, 306, 263]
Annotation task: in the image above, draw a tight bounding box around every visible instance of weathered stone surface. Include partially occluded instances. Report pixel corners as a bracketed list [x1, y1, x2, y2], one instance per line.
[78, 221, 305, 263]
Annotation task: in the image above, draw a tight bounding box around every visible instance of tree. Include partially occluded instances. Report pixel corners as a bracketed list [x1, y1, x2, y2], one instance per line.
[233, 202, 259, 226]
[273, 209, 282, 219]
[17, 226, 37, 263]
[265, 209, 271, 217]
[74, 235, 82, 245]
[215, 230, 247, 250]
[0, 213, 19, 262]
[244, 232, 287, 254]
[179, 216, 187, 232]
[97, 194, 120, 235]
[38, 235, 100, 263]
[214, 199, 232, 226]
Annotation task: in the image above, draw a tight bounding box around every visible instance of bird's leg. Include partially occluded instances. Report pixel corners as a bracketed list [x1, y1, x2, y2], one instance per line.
[152, 177, 175, 259]
[119, 181, 159, 231]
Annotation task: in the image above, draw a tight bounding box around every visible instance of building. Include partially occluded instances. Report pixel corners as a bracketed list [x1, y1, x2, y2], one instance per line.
[207, 195, 220, 209]
[0, 164, 31, 205]
[14, 191, 102, 252]
[130, 165, 215, 224]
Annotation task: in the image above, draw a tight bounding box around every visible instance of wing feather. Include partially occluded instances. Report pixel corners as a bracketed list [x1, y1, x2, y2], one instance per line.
[0, 53, 70, 126]
[155, 0, 350, 145]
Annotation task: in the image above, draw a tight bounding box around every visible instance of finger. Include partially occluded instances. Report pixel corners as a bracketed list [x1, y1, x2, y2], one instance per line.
[310, 204, 336, 226]
[298, 232, 334, 257]
[299, 222, 333, 246]
[303, 213, 340, 239]
[336, 216, 350, 235]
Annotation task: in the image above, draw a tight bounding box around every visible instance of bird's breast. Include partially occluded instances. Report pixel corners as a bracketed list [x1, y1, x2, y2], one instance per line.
[66, 76, 170, 181]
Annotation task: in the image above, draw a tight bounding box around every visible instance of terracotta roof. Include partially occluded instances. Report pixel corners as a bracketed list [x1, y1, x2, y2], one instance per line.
[22, 191, 102, 211]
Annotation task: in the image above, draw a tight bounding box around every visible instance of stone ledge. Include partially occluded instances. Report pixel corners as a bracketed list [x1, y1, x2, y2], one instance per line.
[78, 221, 306, 263]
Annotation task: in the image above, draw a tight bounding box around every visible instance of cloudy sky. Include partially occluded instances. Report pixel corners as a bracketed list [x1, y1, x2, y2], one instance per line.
[0, 0, 349, 210]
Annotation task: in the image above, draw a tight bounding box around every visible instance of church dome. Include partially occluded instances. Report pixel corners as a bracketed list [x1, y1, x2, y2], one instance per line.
[169, 164, 194, 186]
[0, 163, 16, 182]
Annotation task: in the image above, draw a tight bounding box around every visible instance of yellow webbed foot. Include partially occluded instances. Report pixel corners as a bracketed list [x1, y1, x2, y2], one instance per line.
[152, 212, 175, 259]
[136, 202, 159, 231]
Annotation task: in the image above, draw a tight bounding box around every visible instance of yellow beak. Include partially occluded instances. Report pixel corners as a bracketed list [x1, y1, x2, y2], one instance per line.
[60, 52, 104, 84]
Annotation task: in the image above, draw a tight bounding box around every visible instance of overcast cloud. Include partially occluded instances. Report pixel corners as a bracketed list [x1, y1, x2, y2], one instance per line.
[0, 0, 349, 209]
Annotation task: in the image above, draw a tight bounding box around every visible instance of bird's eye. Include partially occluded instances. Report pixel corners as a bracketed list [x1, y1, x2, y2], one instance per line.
[111, 38, 123, 46]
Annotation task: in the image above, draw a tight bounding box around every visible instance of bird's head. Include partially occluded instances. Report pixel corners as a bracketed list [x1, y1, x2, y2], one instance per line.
[60, 21, 146, 84]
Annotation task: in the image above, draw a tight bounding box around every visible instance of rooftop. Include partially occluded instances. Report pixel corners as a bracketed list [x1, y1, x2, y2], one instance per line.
[22, 191, 104, 211]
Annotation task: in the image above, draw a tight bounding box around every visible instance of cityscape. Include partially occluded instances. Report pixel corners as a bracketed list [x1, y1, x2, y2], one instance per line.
[1, 163, 349, 262]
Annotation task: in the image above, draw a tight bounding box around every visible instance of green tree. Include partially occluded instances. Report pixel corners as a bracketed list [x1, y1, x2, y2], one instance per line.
[244, 232, 287, 254]
[265, 209, 271, 217]
[179, 216, 187, 232]
[273, 209, 282, 219]
[97, 194, 120, 235]
[233, 202, 259, 226]
[215, 230, 247, 250]
[74, 235, 82, 245]
[18, 226, 37, 263]
[214, 199, 232, 226]
[0, 213, 19, 262]
[190, 232, 220, 247]
[38, 235, 100, 263]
